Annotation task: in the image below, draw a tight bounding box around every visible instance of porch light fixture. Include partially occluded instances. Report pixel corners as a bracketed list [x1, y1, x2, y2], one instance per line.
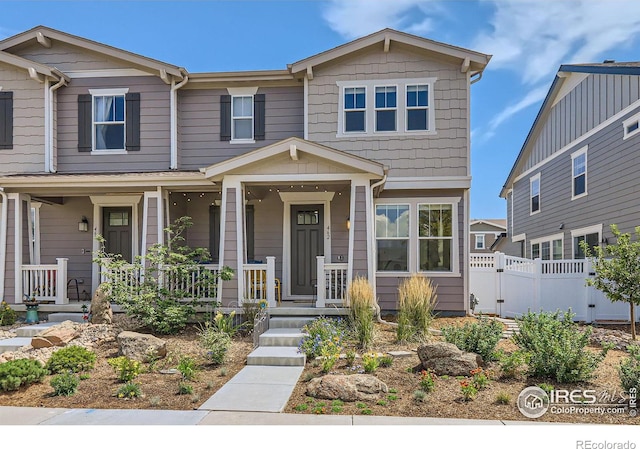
[78, 216, 89, 232]
[346, 217, 351, 230]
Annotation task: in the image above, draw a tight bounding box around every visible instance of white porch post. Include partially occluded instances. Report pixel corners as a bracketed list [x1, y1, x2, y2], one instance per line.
[316, 255, 326, 308]
[9, 193, 30, 304]
[218, 179, 244, 305]
[266, 256, 276, 307]
[56, 258, 68, 305]
[495, 251, 505, 317]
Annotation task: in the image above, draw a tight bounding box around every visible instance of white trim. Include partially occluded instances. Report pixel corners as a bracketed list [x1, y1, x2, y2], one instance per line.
[303, 76, 309, 140]
[622, 111, 640, 140]
[30, 202, 42, 265]
[512, 233, 526, 243]
[90, 88, 129, 152]
[217, 184, 228, 304]
[530, 232, 564, 260]
[512, 98, 640, 186]
[11, 194, 22, 302]
[529, 173, 540, 215]
[384, 176, 471, 190]
[0, 191, 7, 298]
[44, 79, 50, 173]
[552, 73, 589, 107]
[469, 219, 507, 230]
[236, 183, 245, 303]
[88, 88, 130, 96]
[226, 87, 259, 96]
[90, 150, 128, 155]
[66, 69, 150, 78]
[463, 189, 470, 314]
[571, 146, 588, 200]
[571, 224, 603, 259]
[475, 234, 485, 250]
[374, 84, 398, 132]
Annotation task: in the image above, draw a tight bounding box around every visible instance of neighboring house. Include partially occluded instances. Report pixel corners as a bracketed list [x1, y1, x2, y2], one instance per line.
[501, 62, 640, 260]
[470, 219, 506, 253]
[0, 26, 490, 315]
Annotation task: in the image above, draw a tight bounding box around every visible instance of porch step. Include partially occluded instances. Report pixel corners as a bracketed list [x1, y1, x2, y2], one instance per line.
[0, 337, 32, 354]
[14, 322, 58, 337]
[269, 317, 315, 329]
[246, 346, 305, 366]
[259, 328, 306, 347]
[47, 313, 85, 323]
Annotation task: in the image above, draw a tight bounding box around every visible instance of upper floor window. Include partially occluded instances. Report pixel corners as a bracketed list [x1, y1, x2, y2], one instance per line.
[94, 94, 125, 150]
[623, 111, 640, 140]
[475, 234, 485, 250]
[232, 95, 254, 141]
[571, 147, 587, 199]
[530, 174, 540, 214]
[220, 89, 265, 143]
[336, 78, 436, 138]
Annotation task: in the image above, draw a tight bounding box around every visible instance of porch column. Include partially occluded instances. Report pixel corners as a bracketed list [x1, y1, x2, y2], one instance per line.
[219, 179, 245, 306]
[348, 181, 372, 282]
[4, 193, 31, 304]
[141, 190, 163, 259]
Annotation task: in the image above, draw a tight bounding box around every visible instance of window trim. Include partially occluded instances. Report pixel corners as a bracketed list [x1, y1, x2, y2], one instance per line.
[375, 203, 410, 273]
[530, 173, 541, 215]
[89, 88, 129, 153]
[336, 78, 437, 138]
[622, 111, 640, 140]
[571, 146, 588, 200]
[475, 233, 485, 250]
[405, 83, 430, 133]
[571, 224, 603, 259]
[530, 233, 564, 260]
[374, 84, 398, 133]
[343, 85, 367, 134]
[231, 95, 255, 143]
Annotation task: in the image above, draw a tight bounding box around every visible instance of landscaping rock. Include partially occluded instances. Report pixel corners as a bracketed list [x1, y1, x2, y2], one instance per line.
[90, 283, 113, 325]
[31, 321, 81, 349]
[117, 331, 167, 362]
[417, 341, 481, 376]
[306, 374, 388, 402]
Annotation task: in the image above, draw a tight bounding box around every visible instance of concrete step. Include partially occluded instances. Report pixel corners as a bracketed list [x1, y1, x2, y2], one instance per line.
[14, 322, 58, 337]
[269, 317, 315, 329]
[0, 337, 32, 354]
[246, 346, 305, 367]
[259, 328, 306, 347]
[47, 313, 85, 323]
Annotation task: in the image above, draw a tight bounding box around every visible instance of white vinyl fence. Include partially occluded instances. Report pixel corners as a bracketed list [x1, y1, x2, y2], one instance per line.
[470, 252, 639, 323]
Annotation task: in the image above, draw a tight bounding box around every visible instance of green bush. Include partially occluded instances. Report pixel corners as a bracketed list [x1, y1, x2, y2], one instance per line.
[45, 346, 96, 374]
[347, 277, 376, 350]
[198, 322, 232, 365]
[498, 350, 530, 379]
[50, 372, 79, 396]
[441, 316, 503, 361]
[298, 317, 347, 359]
[396, 275, 437, 343]
[116, 382, 142, 399]
[619, 345, 640, 393]
[107, 356, 142, 382]
[0, 359, 48, 391]
[0, 301, 16, 326]
[177, 356, 198, 381]
[513, 310, 609, 383]
[177, 382, 193, 395]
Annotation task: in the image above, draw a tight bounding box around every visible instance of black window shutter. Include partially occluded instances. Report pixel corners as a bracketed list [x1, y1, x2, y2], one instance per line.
[0, 91, 13, 150]
[220, 95, 231, 141]
[125, 92, 140, 151]
[77, 94, 92, 152]
[254, 94, 265, 141]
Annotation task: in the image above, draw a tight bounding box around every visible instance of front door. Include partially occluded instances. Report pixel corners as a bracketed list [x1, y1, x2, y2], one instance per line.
[291, 204, 324, 296]
[103, 207, 133, 262]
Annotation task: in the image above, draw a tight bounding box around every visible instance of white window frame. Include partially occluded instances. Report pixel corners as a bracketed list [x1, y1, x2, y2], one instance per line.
[374, 85, 397, 133]
[530, 173, 540, 215]
[374, 203, 410, 273]
[622, 111, 640, 140]
[343, 86, 367, 134]
[405, 83, 430, 132]
[227, 87, 258, 144]
[475, 233, 485, 250]
[231, 95, 254, 142]
[89, 88, 129, 154]
[571, 146, 588, 200]
[530, 233, 564, 260]
[336, 78, 437, 138]
[571, 224, 603, 260]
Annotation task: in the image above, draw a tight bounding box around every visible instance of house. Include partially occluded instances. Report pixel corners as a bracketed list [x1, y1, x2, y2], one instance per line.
[0, 26, 490, 315]
[470, 219, 506, 253]
[501, 62, 640, 260]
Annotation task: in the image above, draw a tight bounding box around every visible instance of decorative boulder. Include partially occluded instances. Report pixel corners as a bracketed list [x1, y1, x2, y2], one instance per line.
[116, 331, 167, 362]
[417, 341, 481, 376]
[31, 321, 81, 349]
[306, 374, 388, 402]
[90, 283, 113, 325]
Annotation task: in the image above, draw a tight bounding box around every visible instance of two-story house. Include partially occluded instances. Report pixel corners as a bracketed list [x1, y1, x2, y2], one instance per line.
[501, 62, 640, 260]
[470, 219, 506, 253]
[0, 26, 490, 315]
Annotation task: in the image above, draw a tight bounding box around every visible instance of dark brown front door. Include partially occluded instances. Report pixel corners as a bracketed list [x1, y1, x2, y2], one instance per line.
[291, 204, 324, 296]
[103, 207, 133, 262]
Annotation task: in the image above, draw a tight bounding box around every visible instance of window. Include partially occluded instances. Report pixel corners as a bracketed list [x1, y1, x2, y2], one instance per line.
[475, 234, 485, 250]
[623, 112, 640, 140]
[406, 84, 429, 131]
[553, 239, 563, 260]
[232, 96, 254, 140]
[0, 91, 13, 149]
[531, 234, 563, 260]
[418, 204, 452, 271]
[344, 87, 366, 133]
[530, 174, 540, 214]
[531, 243, 540, 259]
[571, 225, 602, 259]
[81, 88, 139, 153]
[94, 94, 125, 150]
[375, 204, 409, 271]
[375, 86, 396, 132]
[572, 147, 587, 199]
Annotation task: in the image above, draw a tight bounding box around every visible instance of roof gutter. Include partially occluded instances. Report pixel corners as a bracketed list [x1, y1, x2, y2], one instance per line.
[170, 68, 189, 170]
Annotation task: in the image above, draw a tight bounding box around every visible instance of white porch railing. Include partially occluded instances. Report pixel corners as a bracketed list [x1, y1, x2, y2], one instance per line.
[21, 258, 68, 304]
[316, 256, 348, 307]
[242, 256, 276, 307]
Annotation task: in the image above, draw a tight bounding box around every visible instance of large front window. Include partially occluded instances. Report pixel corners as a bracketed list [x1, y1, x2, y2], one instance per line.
[418, 204, 452, 271]
[375, 204, 409, 271]
[94, 95, 125, 150]
[232, 95, 254, 140]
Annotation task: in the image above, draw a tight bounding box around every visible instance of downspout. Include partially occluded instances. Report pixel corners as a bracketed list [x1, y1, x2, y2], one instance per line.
[170, 69, 189, 170]
[0, 188, 6, 298]
[470, 71, 483, 85]
[47, 74, 67, 173]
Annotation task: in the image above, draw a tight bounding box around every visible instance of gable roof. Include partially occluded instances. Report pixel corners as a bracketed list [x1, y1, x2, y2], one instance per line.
[0, 50, 68, 82]
[289, 28, 491, 77]
[470, 219, 507, 230]
[500, 61, 640, 198]
[0, 26, 185, 81]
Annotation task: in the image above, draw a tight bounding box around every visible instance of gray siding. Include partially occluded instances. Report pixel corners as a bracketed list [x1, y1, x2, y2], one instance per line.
[145, 199, 158, 248]
[352, 186, 368, 278]
[220, 188, 238, 305]
[329, 191, 349, 263]
[178, 86, 303, 169]
[307, 47, 469, 178]
[0, 63, 45, 174]
[15, 41, 134, 72]
[56, 76, 171, 172]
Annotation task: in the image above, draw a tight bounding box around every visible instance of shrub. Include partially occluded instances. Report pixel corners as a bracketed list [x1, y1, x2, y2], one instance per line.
[45, 346, 96, 374]
[116, 382, 142, 399]
[362, 352, 380, 373]
[345, 349, 357, 367]
[396, 275, 437, 343]
[619, 345, 640, 393]
[413, 390, 427, 402]
[498, 350, 530, 379]
[379, 355, 393, 368]
[347, 277, 376, 350]
[320, 341, 340, 373]
[198, 322, 232, 365]
[441, 316, 503, 361]
[0, 301, 16, 326]
[298, 317, 347, 359]
[50, 372, 79, 396]
[419, 369, 437, 393]
[107, 356, 142, 382]
[460, 380, 477, 401]
[470, 367, 490, 389]
[0, 359, 47, 391]
[495, 392, 511, 405]
[177, 356, 198, 381]
[177, 382, 193, 395]
[513, 310, 609, 383]
[209, 311, 244, 337]
[294, 403, 308, 411]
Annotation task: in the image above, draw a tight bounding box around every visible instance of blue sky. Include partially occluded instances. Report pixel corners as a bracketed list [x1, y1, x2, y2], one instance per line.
[2, 0, 640, 219]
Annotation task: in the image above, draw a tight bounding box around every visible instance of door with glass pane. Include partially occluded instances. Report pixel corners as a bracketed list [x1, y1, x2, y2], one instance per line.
[103, 207, 132, 262]
[291, 204, 324, 295]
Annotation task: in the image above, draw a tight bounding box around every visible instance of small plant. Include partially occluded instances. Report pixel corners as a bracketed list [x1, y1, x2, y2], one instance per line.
[619, 345, 640, 393]
[379, 355, 393, 368]
[219, 367, 228, 377]
[303, 372, 316, 382]
[191, 394, 201, 404]
[347, 276, 376, 350]
[389, 388, 398, 394]
[345, 349, 357, 367]
[361, 408, 373, 415]
[441, 316, 503, 362]
[298, 317, 347, 359]
[46, 346, 96, 374]
[206, 381, 215, 390]
[0, 300, 16, 326]
[116, 382, 142, 399]
[377, 399, 388, 406]
[305, 396, 315, 404]
[356, 402, 367, 409]
[198, 322, 232, 365]
[210, 310, 244, 337]
[419, 369, 437, 393]
[537, 383, 555, 396]
[460, 380, 478, 401]
[396, 274, 437, 343]
[320, 341, 340, 373]
[440, 375, 449, 380]
[413, 390, 427, 402]
[498, 350, 530, 379]
[387, 394, 398, 401]
[107, 356, 142, 382]
[470, 367, 490, 390]
[177, 382, 194, 395]
[312, 405, 326, 414]
[150, 396, 162, 407]
[495, 392, 511, 405]
[79, 373, 91, 380]
[177, 356, 198, 381]
[294, 403, 308, 411]
[362, 352, 380, 373]
[50, 372, 79, 396]
[0, 359, 48, 391]
[331, 405, 343, 413]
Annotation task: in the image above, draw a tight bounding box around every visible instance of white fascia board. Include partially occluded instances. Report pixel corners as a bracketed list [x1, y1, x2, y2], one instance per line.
[384, 176, 471, 190]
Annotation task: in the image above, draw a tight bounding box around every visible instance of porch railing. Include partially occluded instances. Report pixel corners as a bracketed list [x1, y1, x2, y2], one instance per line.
[242, 256, 276, 307]
[316, 256, 348, 307]
[21, 258, 68, 304]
